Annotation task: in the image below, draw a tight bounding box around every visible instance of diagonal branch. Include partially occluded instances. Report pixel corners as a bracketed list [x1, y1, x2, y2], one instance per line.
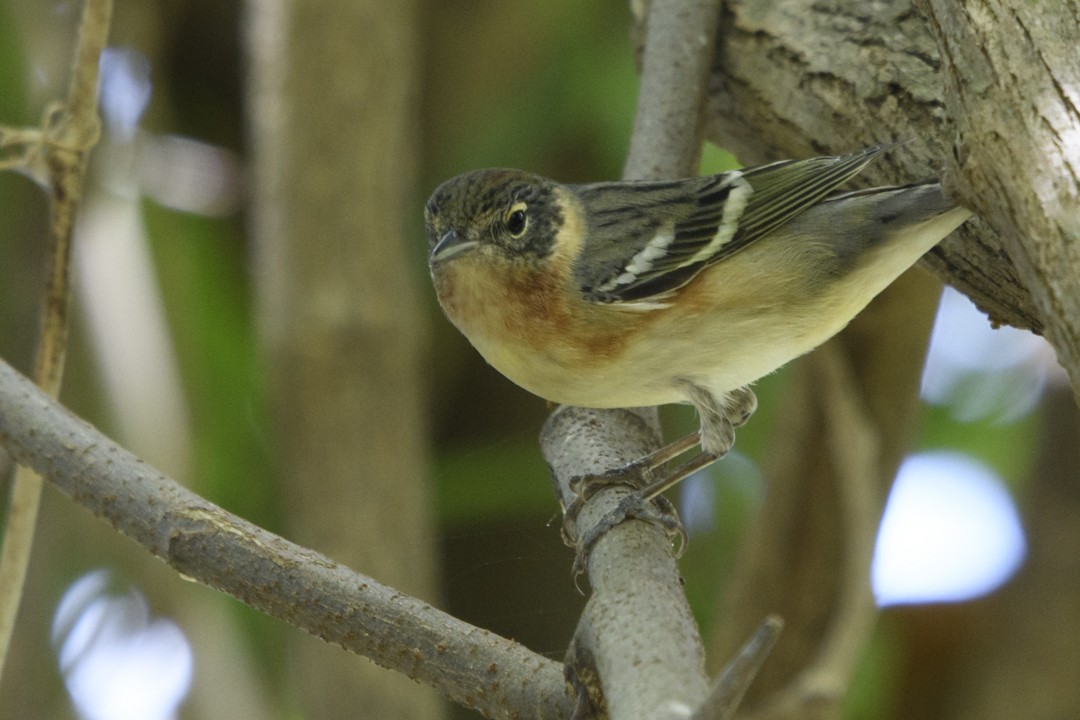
[0, 356, 573, 719]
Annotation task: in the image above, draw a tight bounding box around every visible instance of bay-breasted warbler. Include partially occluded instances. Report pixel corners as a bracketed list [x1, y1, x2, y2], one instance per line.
[425, 145, 971, 500]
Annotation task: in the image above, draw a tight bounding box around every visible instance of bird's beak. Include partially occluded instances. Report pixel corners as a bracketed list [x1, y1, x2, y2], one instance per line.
[430, 229, 478, 264]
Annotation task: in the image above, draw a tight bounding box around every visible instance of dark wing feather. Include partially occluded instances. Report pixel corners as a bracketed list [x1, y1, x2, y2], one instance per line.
[573, 145, 888, 305]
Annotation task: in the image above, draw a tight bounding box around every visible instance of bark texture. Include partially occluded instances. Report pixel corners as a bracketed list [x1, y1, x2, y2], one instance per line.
[918, 0, 1080, 395]
[694, 0, 1049, 334]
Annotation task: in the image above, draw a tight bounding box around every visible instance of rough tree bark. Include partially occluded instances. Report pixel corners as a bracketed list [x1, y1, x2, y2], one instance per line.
[917, 0, 1080, 395]
[694, 0, 1049, 334]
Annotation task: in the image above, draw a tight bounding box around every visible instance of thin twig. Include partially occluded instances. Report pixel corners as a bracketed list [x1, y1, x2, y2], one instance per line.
[0, 0, 112, 678]
[692, 616, 784, 720]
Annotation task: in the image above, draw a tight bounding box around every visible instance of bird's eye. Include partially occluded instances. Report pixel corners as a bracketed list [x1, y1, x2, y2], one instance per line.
[505, 203, 528, 238]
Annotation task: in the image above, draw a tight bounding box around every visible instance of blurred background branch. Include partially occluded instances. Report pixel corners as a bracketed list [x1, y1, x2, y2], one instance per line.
[245, 0, 440, 717]
[0, 0, 111, 680]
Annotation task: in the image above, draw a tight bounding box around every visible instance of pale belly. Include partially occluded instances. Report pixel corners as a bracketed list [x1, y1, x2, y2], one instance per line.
[463, 303, 817, 409]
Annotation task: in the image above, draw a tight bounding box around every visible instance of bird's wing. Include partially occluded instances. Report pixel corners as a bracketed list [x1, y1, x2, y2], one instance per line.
[573, 145, 887, 305]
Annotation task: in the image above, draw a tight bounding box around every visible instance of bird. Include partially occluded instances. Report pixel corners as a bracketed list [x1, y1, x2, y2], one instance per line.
[424, 145, 971, 503]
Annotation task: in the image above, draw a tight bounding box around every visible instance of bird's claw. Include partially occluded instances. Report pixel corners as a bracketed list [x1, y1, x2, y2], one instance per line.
[728, 386, 758, 427]
[565, 488, 686, 587]
[561, 460, 654, 544]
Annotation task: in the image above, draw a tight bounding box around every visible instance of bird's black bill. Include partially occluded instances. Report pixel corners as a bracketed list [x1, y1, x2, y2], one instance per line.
[430, 229, 478, 263]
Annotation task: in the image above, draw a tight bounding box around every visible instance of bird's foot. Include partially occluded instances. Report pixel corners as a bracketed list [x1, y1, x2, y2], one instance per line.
[558, 387, 757, 583]
[561, 459, 652, 546]
[560, 432, 697, 545]
[567, 490, 686, 582]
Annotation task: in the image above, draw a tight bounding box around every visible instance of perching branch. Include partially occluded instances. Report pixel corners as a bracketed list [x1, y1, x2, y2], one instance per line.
[540, 0, 781, 717]
[0, 357, 573, 720]
[0, 0, 112, 678]
[543, 407, 709, 719]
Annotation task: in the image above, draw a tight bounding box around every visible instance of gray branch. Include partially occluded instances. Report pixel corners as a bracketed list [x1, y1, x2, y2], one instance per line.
[539, 0, 782, 717]
[0, 357, 572, 720]
[543, 407, 709, 719]
[623, 0, 719, 181]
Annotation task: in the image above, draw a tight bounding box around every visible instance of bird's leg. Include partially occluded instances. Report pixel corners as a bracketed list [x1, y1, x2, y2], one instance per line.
[638, 450, 720, 500]
[561, 431, 698, 562]
[564, 386, 758, 578]
[635, 384, 758, 499]
[636, 430, 705, 471]
[688, 383, 757, 446]
[566, 429, 701, 504]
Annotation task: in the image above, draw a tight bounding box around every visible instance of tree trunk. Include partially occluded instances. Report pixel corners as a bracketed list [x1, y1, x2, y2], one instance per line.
[246, 1, 442, 718]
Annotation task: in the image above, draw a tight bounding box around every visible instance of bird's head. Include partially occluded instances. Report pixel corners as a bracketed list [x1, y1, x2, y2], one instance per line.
[424, 168, 563, 270]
